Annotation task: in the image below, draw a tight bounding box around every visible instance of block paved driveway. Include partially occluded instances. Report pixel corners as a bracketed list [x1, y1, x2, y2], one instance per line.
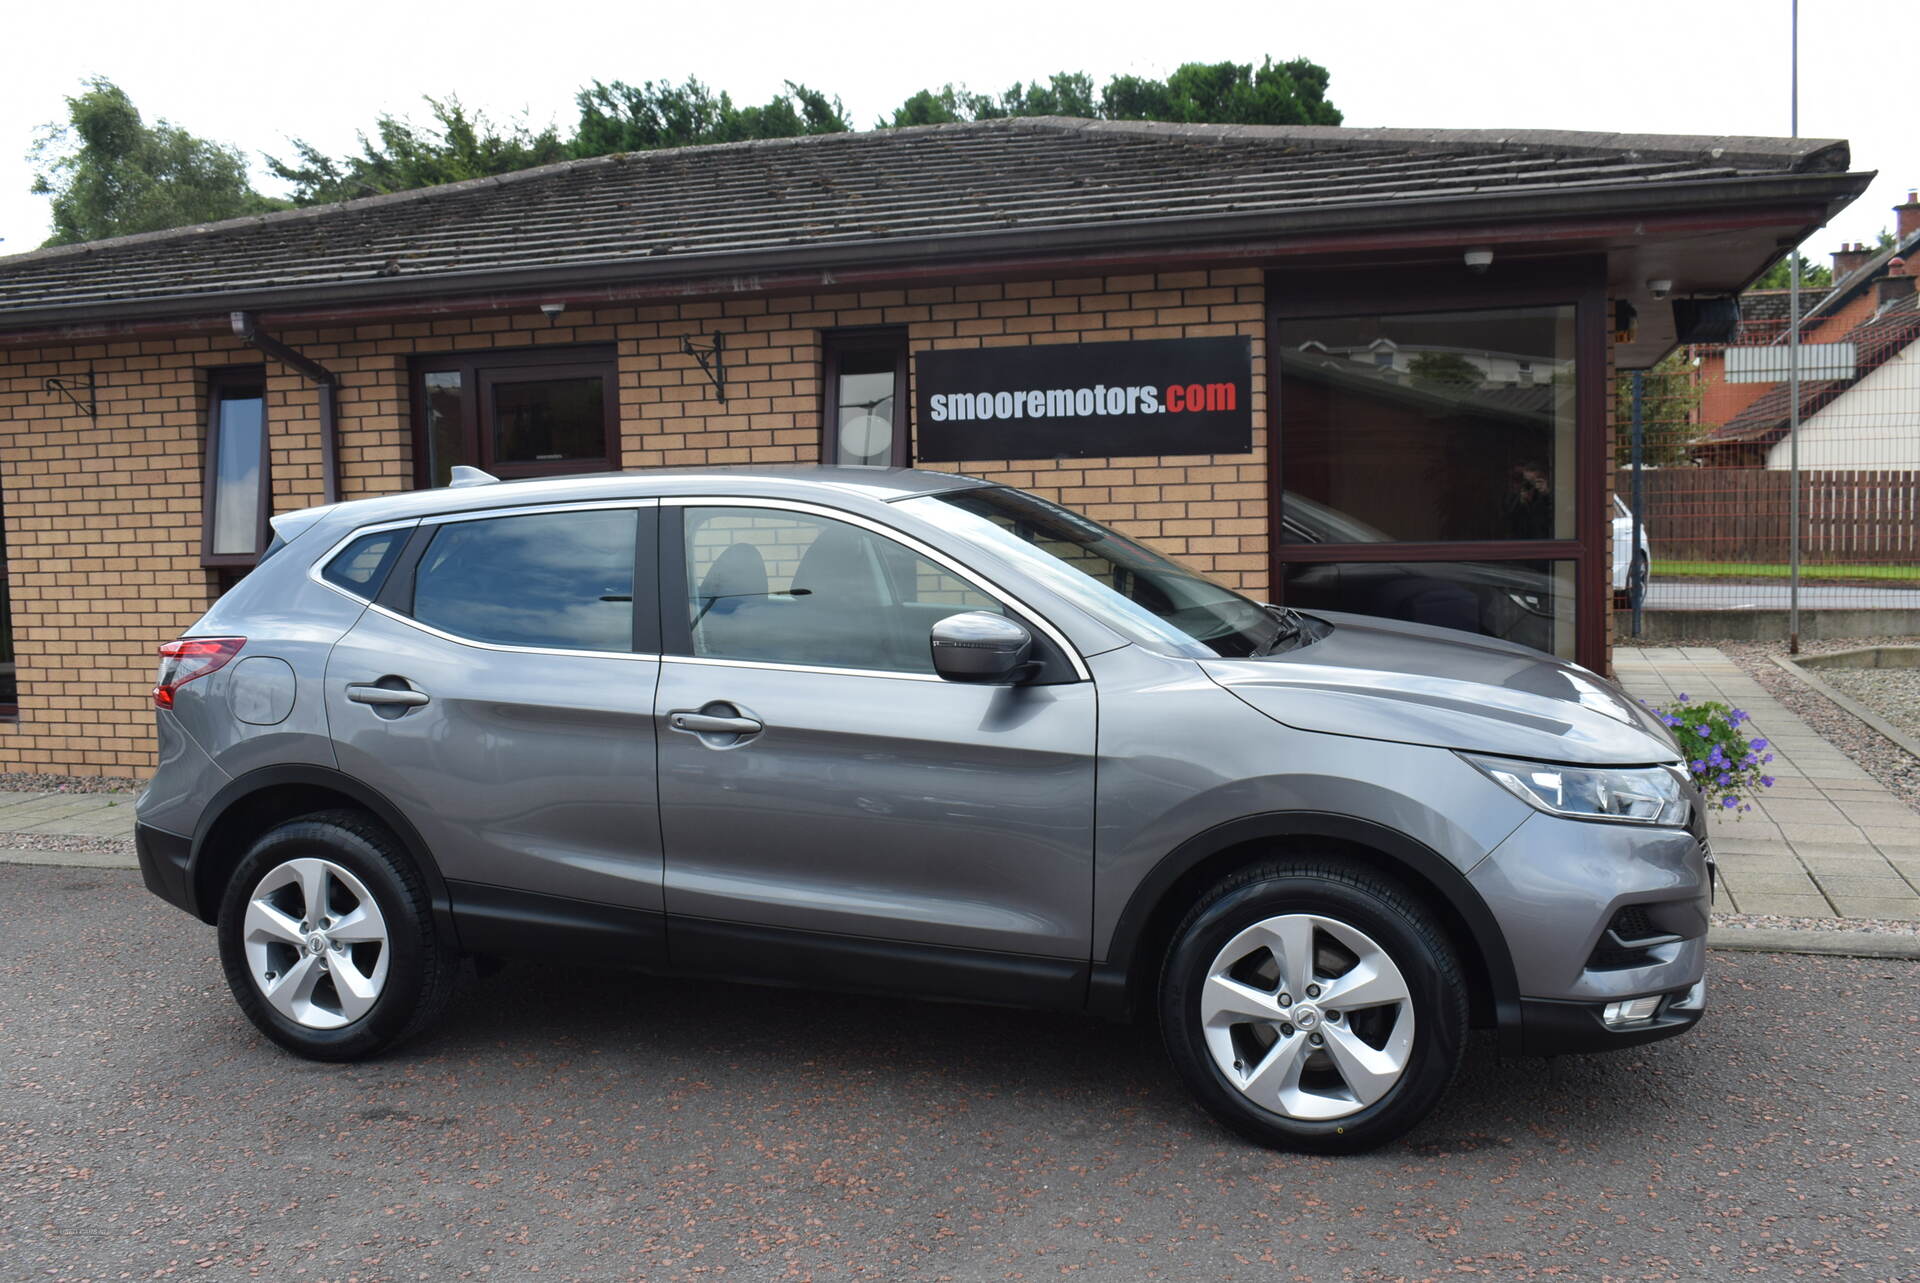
[3, 863, 1917, 1282]
[1616, 647, 1920, 920]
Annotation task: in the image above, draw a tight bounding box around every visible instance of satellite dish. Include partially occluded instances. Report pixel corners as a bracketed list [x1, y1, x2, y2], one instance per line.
[842, 413, 892, 463]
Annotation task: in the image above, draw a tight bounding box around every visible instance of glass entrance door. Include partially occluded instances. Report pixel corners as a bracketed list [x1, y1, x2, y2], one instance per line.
[1273, 294, 1599, 663]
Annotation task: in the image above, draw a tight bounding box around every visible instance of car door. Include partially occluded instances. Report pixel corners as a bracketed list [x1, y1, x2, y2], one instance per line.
[323, 500, 666, 960]
[653, 498, 1097, 1005]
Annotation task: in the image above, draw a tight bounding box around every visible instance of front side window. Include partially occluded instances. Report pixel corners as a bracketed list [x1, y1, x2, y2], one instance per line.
[203, 369, 270, 566]
[905, 487, 1284, 660]
[680, 506, 999, 673]
[824, 331, 909, 467]
[412, 509, 637, 652]
[412, 348, 618, 488]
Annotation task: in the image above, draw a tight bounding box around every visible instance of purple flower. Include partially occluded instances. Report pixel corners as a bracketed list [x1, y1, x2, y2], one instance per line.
[1691, 760, 1708, 774]
[1749, 738, 1768, 752]
[1676, 693, 1689, 702]
[1729, 709, 1747, 725]
[1695, 724, 1712, 738]
[1721, 796, 1739, 808]
[1760, 775, 1776, 788]
[1763, 753, 1775, 764]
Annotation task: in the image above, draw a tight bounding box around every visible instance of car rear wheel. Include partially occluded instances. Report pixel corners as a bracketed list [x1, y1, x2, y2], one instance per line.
[1158, 860, 1467, 1153]
[216, 809, 457, 1061]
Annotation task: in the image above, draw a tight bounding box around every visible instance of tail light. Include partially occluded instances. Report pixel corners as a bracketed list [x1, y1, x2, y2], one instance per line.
[153, 637, 245, 709]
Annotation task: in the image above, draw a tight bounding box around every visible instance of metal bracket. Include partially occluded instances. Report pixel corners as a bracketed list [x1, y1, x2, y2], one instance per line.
[44, 363, 96, 420]
[680, 332, 727, 404]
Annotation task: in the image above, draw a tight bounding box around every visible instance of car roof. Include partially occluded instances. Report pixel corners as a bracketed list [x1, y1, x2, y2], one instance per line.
[275, 464, 996, 534]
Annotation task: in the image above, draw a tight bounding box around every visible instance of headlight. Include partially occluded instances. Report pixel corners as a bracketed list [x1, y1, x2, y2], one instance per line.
[1460, 753, 1691, 826]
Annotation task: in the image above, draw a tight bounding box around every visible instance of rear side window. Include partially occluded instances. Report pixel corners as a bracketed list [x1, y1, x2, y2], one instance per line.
[320, 530, 407, 599]
[412, 509, 637, 652]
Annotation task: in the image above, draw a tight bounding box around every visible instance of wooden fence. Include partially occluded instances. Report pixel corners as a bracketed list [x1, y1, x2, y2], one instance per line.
[1616, 468, 1920, 564]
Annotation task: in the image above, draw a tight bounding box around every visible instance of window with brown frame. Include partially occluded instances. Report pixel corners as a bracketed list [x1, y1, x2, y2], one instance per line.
[202, 367, 271, 570]
[823, 330, 910, 467]
[411, 346, 619, 488]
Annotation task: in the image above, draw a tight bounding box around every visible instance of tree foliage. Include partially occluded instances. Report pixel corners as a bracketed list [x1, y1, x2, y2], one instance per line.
[1750, 252, 1833, 291]
[29, 77, 284, 246]
[28, 59, 1342, 237]
[1406, 351, 1482, 388]
[268, 96, 569, 205]
[574, 78, 850, 156]
[885, 59, 1339, 129]
[1614, 350, 1708, 467]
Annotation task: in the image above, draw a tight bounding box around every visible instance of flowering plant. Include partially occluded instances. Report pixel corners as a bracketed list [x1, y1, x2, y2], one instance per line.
[1649, 693, 1776, 815]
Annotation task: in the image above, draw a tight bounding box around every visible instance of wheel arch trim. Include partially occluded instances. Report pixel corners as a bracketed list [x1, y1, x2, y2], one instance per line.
[1093, 811, 1522, 1047]
[185, 763, 460, 949]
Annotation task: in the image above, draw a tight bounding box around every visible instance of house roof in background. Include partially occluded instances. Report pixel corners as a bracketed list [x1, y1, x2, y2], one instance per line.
[1702, 289, 1920, 448]
[0, 117, 1868, 333]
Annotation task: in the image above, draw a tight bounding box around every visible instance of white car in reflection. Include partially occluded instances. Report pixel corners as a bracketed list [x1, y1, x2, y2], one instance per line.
[1611, 495, 1651, 596]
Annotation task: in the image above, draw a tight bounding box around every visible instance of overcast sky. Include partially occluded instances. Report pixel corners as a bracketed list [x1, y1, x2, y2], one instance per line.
[0, 0, 1909, 261]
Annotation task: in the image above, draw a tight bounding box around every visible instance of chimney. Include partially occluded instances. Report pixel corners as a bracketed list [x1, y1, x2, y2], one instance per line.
[1879, 259, 1916, 307]
[1832, 242, 1875, 279]
[1899, 190, 1920, 242]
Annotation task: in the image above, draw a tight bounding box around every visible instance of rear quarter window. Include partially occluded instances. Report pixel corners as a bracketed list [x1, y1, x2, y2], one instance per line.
[320, 530, 408, 600]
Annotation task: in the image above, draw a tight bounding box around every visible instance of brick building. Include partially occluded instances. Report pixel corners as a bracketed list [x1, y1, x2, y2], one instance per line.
[0, 119, 1869, 776]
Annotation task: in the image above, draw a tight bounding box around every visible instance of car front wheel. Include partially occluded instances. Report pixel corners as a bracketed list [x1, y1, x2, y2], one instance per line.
[1159, 861, 1467, 1153]
[216, 810, 457, 1061]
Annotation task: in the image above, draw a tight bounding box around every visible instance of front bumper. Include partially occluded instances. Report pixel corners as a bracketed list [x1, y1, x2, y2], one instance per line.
[1471, 810, 1711, 1056]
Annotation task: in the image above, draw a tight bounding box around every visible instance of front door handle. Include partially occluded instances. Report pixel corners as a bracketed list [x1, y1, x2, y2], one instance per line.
[668, 711, 762, 735]
[347, 683, 430, 708]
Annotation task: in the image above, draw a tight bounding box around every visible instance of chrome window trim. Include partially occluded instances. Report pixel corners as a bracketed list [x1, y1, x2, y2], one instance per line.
[662, 494, 1092, 681]
[306, 518, 423, 606]
[366, 602, 661, 663]
[417, 497, 660, 526]
[664, 655, 944, 683]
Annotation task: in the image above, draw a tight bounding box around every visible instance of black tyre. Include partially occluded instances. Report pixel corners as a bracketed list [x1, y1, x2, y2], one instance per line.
[216, 809, 457, 1061]
[1158, 860, 1467, 1154]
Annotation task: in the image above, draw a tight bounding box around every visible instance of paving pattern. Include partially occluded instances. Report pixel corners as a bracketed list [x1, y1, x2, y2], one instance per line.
[2, 863, 1916, 1282]
[1615, 646, 1920, 921]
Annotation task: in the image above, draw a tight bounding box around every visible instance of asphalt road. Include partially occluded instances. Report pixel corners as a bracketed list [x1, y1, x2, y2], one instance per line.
[4, 864, 1917, 1283]
[1644, 581, 1920, 609]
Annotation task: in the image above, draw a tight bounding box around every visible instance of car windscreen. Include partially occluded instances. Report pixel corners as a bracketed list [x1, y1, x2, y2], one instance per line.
[905, 487, 1285, 659]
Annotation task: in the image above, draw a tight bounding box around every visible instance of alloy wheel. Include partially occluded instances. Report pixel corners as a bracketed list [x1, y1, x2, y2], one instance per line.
[1199, 912, 1415, 1120]
[240, 857, 390, 1030]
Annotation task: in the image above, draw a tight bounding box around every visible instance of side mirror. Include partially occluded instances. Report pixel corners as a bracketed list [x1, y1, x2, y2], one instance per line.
[930, 611, 1033, 684]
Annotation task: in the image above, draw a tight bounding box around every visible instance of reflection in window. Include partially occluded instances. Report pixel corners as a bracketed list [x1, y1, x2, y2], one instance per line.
[491, 376, 606, 464]
[422, 371, 466, 488]
[413, 510, 636, 652]
[321, 530, 407, 599]
[1277, 307, 1576, 544]
[1282, 559, 1577, 659]
[683, 507, 997, 673]
[204, 371, 269, 563]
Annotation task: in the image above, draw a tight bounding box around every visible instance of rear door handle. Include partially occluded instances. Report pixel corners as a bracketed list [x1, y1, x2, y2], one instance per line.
[347, 683, 430, 708]
[668, 711, 762, 735]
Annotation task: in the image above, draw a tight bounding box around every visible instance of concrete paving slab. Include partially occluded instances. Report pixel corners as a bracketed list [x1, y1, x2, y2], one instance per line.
[1736, 893, 1836, 915]
[1827, 897, 1920, 920]
[0, 846, 137, 869]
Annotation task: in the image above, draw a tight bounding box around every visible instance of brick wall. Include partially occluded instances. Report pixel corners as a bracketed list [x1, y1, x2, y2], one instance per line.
[0, 267, 1268, 777]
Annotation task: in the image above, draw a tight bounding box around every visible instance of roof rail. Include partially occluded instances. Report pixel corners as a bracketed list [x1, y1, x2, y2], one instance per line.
[447, 466, 500, 489]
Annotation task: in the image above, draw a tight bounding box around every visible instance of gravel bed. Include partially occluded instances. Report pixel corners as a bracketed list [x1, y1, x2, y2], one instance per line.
[1714, 911, 1920, 935]
[1819, 665, 1920, 740]
[0, 831, 135, 856]
[0, 771, 140, 794]
[1635, 635, 1920, 813]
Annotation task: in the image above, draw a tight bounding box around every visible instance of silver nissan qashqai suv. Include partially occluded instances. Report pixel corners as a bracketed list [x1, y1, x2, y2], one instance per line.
[137, 466, 1711, 1153]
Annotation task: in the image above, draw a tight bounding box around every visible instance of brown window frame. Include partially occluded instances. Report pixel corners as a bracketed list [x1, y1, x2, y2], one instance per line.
[201, 366, 272, 570]
[1265, 259, 1610, 671]
[409, 345, 620, 488]
[822, 329, 910, 467]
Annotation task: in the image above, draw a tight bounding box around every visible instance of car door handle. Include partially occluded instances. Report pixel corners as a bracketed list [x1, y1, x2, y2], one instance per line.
[668, 711, 763, 735]
[346, 683, 430, 708]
